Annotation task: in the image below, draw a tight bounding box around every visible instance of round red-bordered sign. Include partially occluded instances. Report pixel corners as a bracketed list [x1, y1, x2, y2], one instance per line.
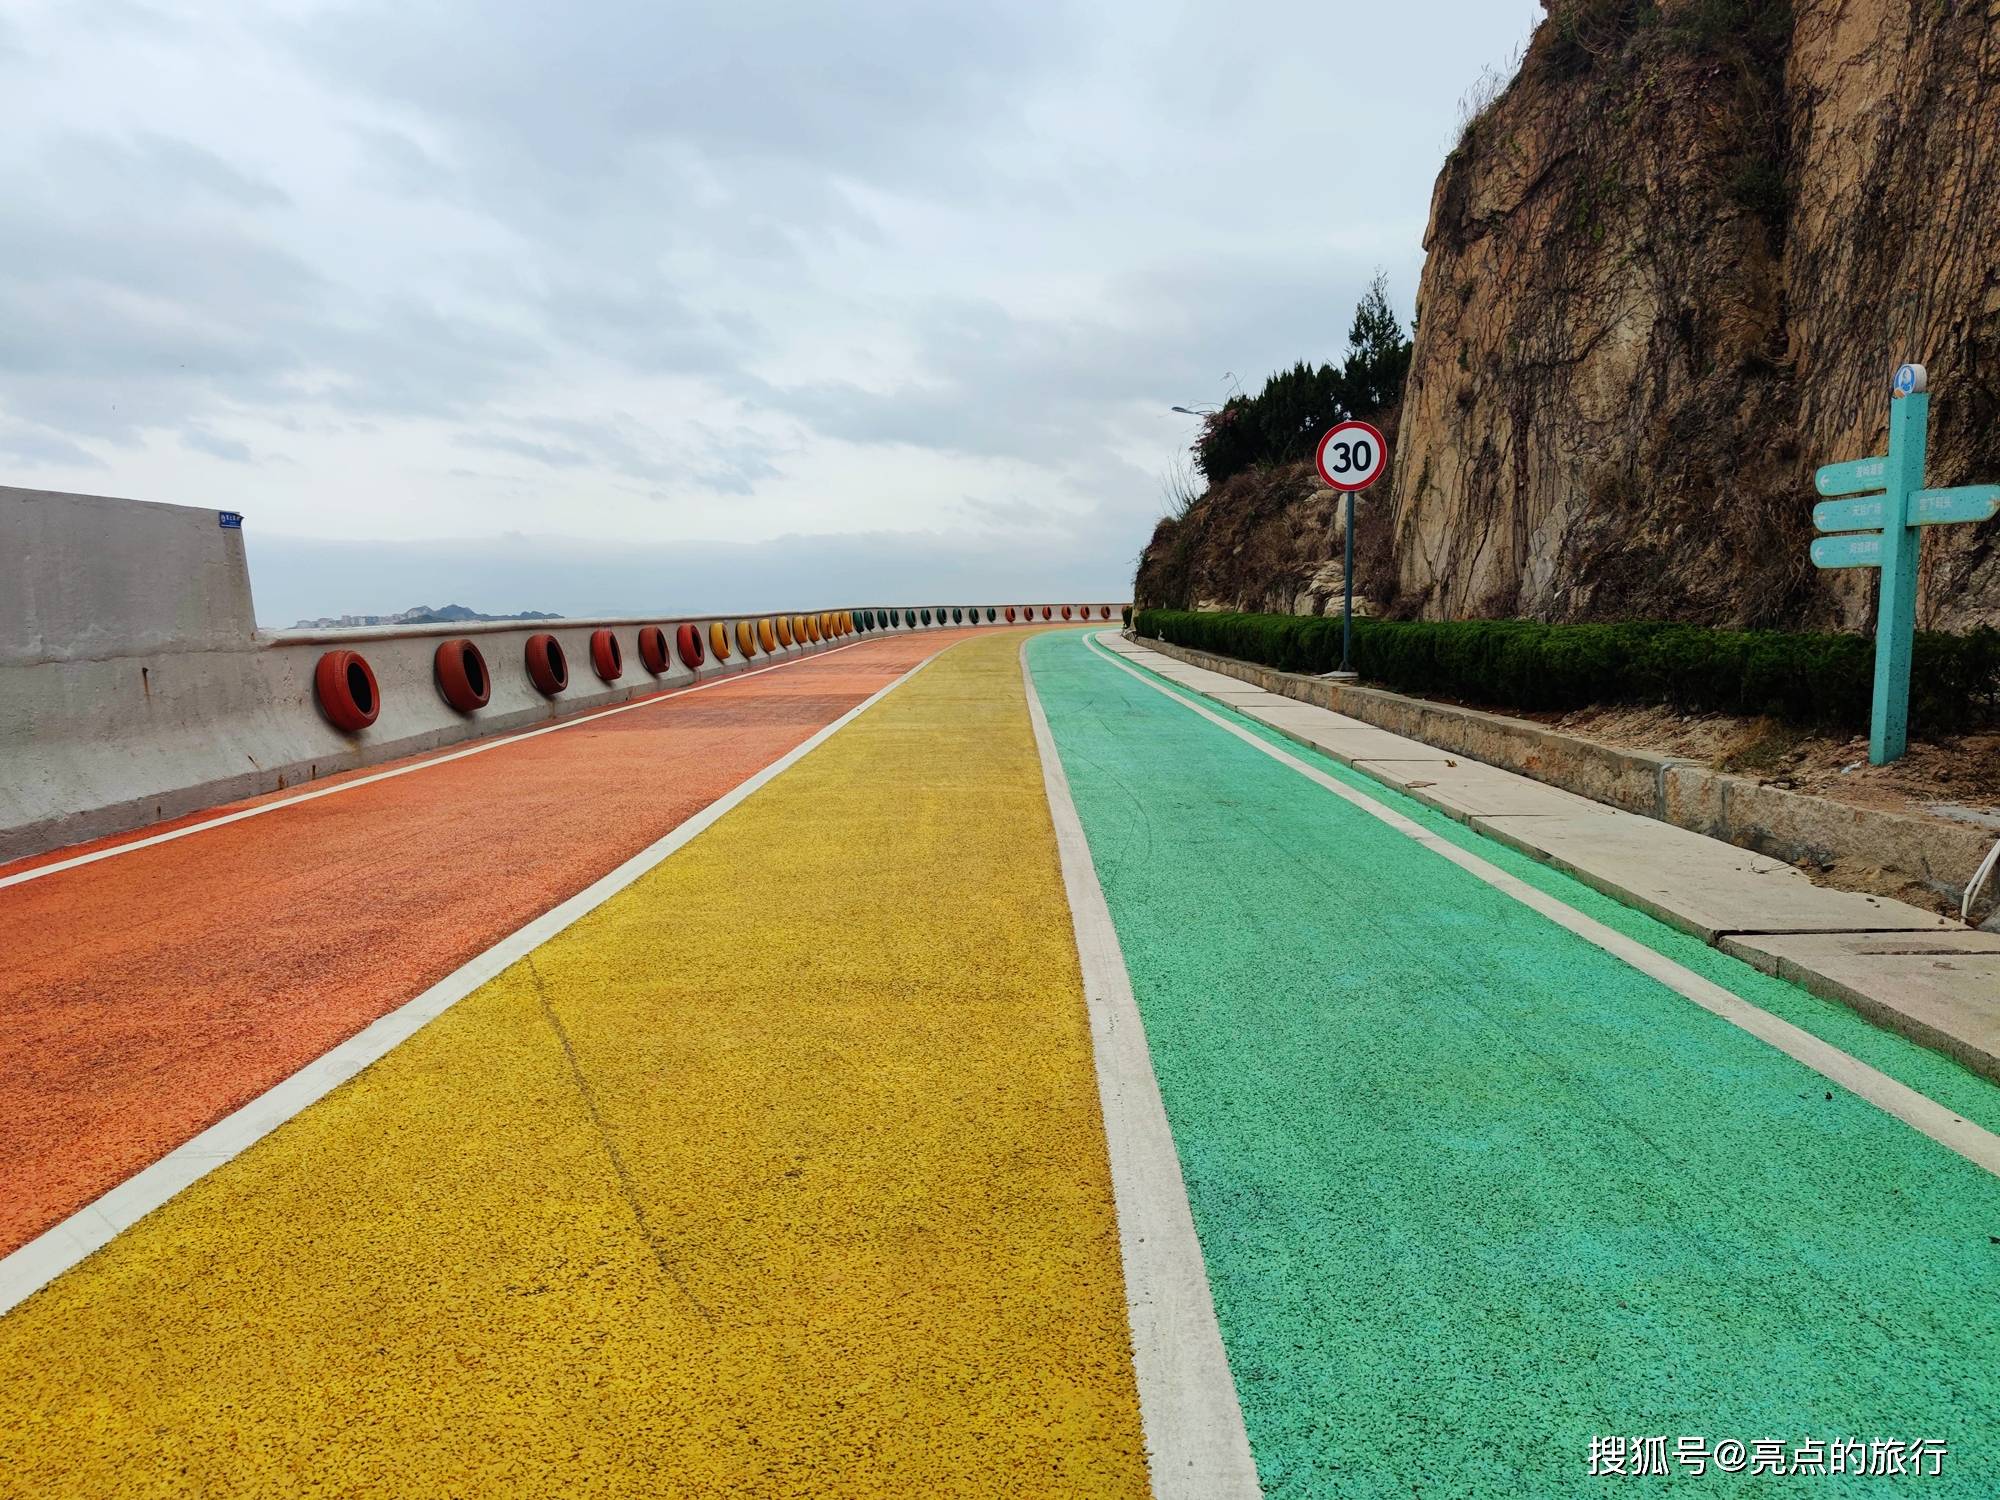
[1316, 420, 1387, 492]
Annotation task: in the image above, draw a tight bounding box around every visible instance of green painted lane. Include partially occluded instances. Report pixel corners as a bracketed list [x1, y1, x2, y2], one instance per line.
[1102, 643, 2000, 1143]
[1028, 630, 2000, 1498]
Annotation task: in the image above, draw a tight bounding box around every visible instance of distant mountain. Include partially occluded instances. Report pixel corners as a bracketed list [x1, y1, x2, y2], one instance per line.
[290, 603, 563, 629]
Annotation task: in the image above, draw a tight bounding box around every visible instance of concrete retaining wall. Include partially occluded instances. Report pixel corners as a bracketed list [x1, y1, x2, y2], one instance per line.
[0, 483, 1125, 862]
[1135, 632, 1996, 921]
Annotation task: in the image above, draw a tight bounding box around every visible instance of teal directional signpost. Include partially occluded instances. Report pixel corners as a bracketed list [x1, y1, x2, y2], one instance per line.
[1811, 362, 2000, 764]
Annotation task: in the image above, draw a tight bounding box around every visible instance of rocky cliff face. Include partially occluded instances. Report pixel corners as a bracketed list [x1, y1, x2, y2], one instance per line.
[1133, 416, 1400, 619]
[1142, 0, 2000, 631]
[1393, 0, 1999, 629]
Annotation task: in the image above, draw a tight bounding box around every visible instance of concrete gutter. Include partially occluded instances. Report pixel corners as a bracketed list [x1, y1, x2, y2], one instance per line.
[1130, 632, 2000, 1082]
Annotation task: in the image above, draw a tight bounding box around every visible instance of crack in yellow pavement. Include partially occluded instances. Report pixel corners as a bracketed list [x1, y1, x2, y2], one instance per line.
[526, 951, 718, 1330]
[0, 630, 1151, 1498]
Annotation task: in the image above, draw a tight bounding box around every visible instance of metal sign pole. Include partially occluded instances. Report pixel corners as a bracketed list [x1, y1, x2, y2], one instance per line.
[1314, 418, 1386, 682]
[1341, 490, 1355, 674]
[1871, 388, 1927, 764]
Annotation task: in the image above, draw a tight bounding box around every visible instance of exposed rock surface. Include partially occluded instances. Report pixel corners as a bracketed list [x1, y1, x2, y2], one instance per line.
[1133, 442, 1400, 618]
[1142, 0, 2000, 630]
[1395, 0, 1998, 628]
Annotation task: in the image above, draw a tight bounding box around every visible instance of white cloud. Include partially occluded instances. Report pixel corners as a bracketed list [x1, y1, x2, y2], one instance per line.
[0, 0, 1541, 618]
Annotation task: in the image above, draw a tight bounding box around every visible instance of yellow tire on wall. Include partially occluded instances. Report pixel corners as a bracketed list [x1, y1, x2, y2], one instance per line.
[736, 619, 757, 657]
[759, 618, 778, 652]
[710, 620, 732, 659]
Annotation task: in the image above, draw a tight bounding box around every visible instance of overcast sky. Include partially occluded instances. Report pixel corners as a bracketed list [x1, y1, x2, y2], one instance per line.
[2, 0, 1539, 624]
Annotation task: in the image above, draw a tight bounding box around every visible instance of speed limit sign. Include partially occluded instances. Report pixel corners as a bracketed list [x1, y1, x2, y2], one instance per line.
[1315, 420, 1387, 492]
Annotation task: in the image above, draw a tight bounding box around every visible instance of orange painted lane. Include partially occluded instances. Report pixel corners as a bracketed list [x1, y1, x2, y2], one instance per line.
[0, 631, 980, 1254]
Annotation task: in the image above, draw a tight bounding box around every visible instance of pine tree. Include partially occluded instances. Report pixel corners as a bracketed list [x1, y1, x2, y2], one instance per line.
[1340, 272, 1413, 416]
[1189, 274, 1414, 485]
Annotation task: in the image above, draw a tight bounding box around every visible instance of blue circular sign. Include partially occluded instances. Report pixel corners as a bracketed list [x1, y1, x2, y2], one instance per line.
[1893, 362, 1927, 396]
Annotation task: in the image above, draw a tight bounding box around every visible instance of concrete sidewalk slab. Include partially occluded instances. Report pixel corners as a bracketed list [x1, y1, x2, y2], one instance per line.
[1247, 702, 1376, 730]
[1154, 667, 1254, 695]
[1719, 931, 2000, 1081]
[1352, 757, 1622, 821]
[1258, 722, 1455, 762]
[1470, 811, 1955, 943]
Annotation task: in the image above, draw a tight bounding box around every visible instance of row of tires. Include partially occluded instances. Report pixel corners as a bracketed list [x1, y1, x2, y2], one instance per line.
[311, 604, 1119, 732]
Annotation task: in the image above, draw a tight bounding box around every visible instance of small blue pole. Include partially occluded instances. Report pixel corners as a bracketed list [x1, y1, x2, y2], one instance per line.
[1870, 390, 1927, 764]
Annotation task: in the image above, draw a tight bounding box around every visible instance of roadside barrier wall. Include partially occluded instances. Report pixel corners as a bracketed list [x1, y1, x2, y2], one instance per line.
[0, 484, 1126, 860]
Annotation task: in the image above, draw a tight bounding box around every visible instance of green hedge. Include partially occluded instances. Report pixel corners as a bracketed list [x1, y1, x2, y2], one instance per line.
[1131, 610, 2000, 734]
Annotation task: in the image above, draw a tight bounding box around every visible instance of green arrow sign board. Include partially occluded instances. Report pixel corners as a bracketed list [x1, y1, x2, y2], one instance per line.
[1810, 533, 1883, 569]
[1813, 496, 1886, 533]
[1911, 484, 2000, 526]
[1821, 486, 2000, 532]
[1814, 456, 1888, 496]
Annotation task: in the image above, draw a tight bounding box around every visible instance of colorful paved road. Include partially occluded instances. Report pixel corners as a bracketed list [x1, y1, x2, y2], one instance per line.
[3, 625, 1997, 1496]
[1034, 631, 2000, 1496]
[0, 630, 974, 1254]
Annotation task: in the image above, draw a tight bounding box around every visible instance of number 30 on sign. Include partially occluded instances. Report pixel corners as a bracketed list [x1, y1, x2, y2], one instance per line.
[1316, 419, 1388, 492]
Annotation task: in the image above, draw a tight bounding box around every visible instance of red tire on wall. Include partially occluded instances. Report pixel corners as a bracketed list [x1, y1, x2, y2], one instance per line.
[1004, 606, 1016, 623]
[590, 628, 623, 682]
[1061, 605, 1073, 619]
[525, 633, 569, 697]
[676, 623, 706, 670]
[1100, 605, 1112, 619]
[314, 649, 380, 732]
[1041, 605, 1052, 620]
[638, 625, 670, 674]
[433, 638, 490, 713]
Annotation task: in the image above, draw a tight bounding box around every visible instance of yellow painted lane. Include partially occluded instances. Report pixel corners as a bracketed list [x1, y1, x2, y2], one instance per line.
[0, 631, 1149, 1498]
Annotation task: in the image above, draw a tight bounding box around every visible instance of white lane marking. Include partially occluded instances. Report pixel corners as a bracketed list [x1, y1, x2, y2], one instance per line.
[0, 643, 958, 1317]
[1021, 642, 1263, 1499]
[0, 635, 905, 891]
[1081, 633, 2000, 1181]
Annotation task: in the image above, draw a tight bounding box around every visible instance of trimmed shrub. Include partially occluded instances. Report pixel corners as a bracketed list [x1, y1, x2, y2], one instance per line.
[1132, 610, 2000, 735]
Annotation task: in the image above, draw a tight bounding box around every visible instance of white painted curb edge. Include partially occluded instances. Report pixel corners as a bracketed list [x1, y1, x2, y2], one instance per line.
[1020, 639, 1263, 1499]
